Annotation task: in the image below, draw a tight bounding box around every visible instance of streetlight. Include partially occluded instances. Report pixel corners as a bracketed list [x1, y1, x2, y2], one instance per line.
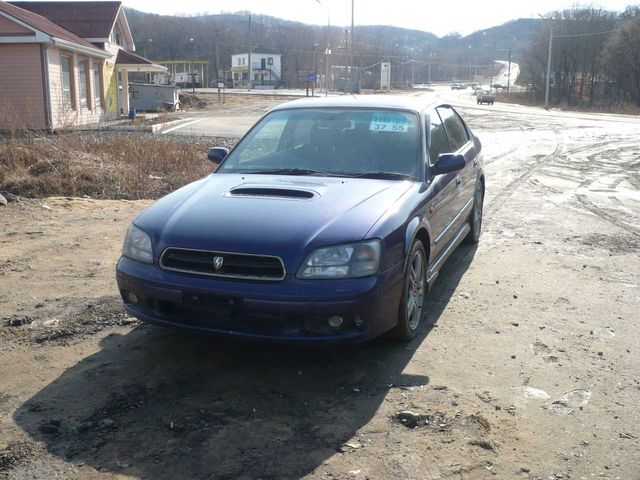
[144, 38, 153, 58]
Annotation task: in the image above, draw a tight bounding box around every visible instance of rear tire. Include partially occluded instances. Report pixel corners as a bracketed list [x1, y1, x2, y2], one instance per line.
[464, 181, 484, 244]
[390, 240, 427, 341]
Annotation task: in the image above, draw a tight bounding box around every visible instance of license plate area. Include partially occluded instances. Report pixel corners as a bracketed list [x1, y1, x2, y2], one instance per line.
[182, 292, 242, 309]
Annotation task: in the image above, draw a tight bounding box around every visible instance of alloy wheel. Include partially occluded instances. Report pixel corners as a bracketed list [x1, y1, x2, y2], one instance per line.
[406, 249, 425, 330]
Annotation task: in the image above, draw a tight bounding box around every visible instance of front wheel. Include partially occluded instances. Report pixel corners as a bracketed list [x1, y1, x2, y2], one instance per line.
[390, 240, 427, 341]
[464, 181, 484, 244]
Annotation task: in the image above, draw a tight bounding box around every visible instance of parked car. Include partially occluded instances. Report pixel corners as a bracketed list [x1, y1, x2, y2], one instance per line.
[477, 91, 495, 105]
[451, 83, 467, 90]
[116, 96, 485, 343]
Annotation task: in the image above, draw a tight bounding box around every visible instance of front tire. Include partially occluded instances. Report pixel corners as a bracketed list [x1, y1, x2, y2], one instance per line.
[390, 240, 427, 341]
[465, 181, 484, 244]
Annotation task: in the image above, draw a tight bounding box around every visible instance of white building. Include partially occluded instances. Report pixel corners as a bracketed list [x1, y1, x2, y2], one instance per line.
[231, 47, 281, 88]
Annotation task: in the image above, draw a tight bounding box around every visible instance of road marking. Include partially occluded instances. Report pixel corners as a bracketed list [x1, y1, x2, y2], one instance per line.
[162, 118, 205, 134]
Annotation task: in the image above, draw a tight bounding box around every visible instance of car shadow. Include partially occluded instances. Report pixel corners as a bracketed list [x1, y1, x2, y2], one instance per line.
[14, 245, 477, 479]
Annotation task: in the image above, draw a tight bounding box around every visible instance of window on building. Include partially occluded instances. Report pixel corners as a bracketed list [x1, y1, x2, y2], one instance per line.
[93, 61, 102, 109]
[60, 55, 74, 109]
[267, 57, 273, 66]
[77, 58, 89, 109]
[112, 25, 123, 46]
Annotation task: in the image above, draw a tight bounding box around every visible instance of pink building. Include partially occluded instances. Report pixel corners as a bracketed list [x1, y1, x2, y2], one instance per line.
[0, 1, 165, 130]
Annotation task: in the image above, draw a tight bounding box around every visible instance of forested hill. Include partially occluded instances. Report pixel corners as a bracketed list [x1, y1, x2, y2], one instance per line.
[125, 8, 539, 86]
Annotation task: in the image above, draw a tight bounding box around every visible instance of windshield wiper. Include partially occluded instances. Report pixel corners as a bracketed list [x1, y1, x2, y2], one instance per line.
[240, 168, 329, 176]
[339, 171, 415, 180]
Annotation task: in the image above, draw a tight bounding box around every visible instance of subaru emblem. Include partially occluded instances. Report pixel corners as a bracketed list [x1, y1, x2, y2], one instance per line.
[213, 256, 224, 270]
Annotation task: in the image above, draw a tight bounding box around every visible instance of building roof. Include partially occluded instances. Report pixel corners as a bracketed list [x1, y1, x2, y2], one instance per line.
[115, 48, 167, 72]
[233, 45, 279, 55]
[271, 95, 441, 114]
[0, 1, 105, 52]
[116, 48, 151, 65]
[10, 1, 121, 38]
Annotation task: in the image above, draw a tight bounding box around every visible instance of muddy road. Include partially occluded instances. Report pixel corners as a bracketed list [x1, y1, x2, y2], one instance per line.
[1, 95, 639, 480]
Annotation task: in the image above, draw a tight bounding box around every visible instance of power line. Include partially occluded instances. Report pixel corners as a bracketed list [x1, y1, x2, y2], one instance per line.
[553, 29, 616, 38]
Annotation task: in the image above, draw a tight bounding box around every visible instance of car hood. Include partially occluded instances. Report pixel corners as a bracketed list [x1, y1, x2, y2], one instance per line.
[135, 173, 412, 268]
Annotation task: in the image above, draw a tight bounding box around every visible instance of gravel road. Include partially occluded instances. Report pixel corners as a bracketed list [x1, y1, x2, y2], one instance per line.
[1, 92, 639, 480]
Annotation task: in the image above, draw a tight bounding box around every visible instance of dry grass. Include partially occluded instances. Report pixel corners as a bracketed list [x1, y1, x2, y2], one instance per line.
[0, 132, 231, 200]
[496, 91, 640, 114]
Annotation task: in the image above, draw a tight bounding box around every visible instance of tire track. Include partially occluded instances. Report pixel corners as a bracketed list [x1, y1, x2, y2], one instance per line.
[575, 194, 640, 238]
[485, 126, 564, 216]
[484, 121, 526, 166]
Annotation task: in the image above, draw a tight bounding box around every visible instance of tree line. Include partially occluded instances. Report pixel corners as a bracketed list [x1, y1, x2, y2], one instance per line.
[523, 6, 640, 109]
[125, 8, 535, 89]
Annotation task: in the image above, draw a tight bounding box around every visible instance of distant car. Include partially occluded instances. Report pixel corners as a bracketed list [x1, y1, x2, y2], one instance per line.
[116, 96, 485, 344]
[451, 83, 467, 90]
[477, 91, 495, 105]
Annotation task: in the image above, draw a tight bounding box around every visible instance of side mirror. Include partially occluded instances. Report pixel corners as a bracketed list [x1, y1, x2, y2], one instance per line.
[208, 147, 229, 163]
[431, 153, 465, 176]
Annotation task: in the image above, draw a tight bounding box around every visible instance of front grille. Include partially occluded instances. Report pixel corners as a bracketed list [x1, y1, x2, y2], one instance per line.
[160, 248, 286, 281]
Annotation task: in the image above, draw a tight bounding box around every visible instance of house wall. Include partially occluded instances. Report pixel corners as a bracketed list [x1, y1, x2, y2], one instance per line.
[0, 44, 46, 130]
[47, 47, 116, 129]
[231, 53, 281, 87]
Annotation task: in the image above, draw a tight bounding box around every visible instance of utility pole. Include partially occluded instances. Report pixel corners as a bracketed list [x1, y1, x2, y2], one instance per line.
[428, 63, 431, 85]
[248, 14, 252, 92]
[348, 0, 354, 93]
[316, 0, 331, 96]
[544, 26, 553, 109]
[507, 47, 512, 94]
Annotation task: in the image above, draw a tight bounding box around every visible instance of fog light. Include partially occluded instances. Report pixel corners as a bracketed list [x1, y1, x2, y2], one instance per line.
[327, 316, 344, 328]
[128, 291, 138, 304]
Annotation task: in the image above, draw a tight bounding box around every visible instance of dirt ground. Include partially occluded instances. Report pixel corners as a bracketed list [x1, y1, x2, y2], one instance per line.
[1, 92, 639, 480]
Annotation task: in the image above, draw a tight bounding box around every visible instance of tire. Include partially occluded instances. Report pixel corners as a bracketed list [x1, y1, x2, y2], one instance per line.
[390, 240, 427, 341]
[464, 181, 484, 244]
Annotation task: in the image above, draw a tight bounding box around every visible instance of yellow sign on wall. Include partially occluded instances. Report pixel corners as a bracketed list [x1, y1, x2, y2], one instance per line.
[103, 62, 118, 114]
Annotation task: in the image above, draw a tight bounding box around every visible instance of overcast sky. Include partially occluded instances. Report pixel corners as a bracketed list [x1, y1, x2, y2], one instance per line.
[121, 0, 635, 36]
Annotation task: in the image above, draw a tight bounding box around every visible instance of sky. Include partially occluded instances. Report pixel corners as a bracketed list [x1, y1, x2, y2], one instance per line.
[121, 0, 635, 36]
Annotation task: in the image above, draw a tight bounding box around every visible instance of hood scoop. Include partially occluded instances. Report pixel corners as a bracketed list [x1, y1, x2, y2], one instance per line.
[228, 186, 316, 200]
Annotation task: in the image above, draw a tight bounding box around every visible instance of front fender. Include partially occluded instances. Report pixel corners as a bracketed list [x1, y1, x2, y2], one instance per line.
[404, 216, 432, 257]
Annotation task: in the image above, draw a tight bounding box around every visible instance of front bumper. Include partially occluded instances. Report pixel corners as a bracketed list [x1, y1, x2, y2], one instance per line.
[116, 256, 404, 344]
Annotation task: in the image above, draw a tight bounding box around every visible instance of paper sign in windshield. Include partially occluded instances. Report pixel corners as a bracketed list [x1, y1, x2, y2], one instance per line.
[370, 113, 409, 132]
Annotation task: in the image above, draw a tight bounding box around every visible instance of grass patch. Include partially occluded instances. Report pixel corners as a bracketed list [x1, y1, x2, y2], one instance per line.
[0, 132, 235, 200]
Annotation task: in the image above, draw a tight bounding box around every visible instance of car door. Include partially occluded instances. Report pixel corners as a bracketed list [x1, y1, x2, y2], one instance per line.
[436, 106, 475, 229]
[426, 109, 458, 258]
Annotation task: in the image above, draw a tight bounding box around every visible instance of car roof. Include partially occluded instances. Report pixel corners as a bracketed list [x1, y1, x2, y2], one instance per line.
[270, 95, 440, 114]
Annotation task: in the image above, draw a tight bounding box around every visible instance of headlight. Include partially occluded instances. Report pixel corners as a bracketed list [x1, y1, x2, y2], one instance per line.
[122, 224, 153, 264]
[297, 240, 382, 279]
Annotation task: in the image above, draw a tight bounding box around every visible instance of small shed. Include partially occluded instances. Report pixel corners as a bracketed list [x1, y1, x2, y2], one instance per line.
[128, 82, 180, 112]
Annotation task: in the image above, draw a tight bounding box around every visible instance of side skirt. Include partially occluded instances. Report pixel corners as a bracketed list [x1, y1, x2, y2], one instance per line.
[426, 222, 470, 287]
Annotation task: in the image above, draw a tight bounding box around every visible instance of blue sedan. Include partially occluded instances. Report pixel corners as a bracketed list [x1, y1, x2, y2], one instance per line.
[116, 96, 484, 343]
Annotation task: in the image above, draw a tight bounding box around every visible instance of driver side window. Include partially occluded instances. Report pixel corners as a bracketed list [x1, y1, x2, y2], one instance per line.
[428, 110, 451, 165]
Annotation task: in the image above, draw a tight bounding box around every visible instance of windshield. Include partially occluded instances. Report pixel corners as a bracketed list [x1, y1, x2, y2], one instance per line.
[217, 108, 421, 179]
